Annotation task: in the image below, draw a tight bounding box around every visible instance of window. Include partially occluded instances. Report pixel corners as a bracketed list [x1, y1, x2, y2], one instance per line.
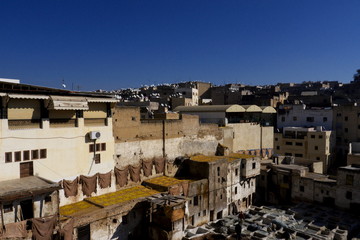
[5, 152, 12, 163]
[217, 167, 220, 176]
[311, 135, 315, 138]
[281, 117, 285, 122]
[316, 157, 320, 160]
[131, 116, 136, 121]
[96, 143, 100, 151]
[275, 138, 278, 141]
[31, 150, 39, 160]
[241, 163, 244, 169]
[3, 204, 13, 213]
[295, 142, 303, 146]
[345, 116, 348, 121]
[300, 186, 304, 192]
[94, 154, 101, 164]
[235, 168, 238, 176]
[319, 135, 323, 139]
[314, 146, 318, 150]
[345, 128, 348, 133]
[346, 175, 354, 185]
[235, 187, 238, 194]
[194, 196, 199, 206]
[40, 149, 47, 159]
[336, 113, 341, 117]
[285, 142, 292, 145]
[276, 146, 280, 150]
[283, 175, 289, 183]
[323, 117, 327, 122]
[293, 116, 297, 121]
[45, 196, 52, 203]
[295, 153, 303, 157]
[285, 153, 292, 156]
[252, 162, 256, 169]
[346, 191, 352, 200]
[306, 117, 314, 122]
[14, 151, 21, 162]
[89, 144, 94, 153]
[23, 151, 30, 161]
[101, 143, 106, 151]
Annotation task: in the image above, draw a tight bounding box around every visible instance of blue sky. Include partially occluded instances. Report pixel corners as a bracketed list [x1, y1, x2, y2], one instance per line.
[1, 0, 360, 91]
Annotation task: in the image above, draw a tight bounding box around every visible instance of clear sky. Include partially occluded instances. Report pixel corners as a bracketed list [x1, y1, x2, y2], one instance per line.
[1, 0, 360, 91]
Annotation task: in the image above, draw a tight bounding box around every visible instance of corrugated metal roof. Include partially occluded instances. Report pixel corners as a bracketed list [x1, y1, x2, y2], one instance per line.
[174, 105, 246, 113]
[86, 97, 118, 103]
[7, 93, 49, 100]
[48, 95, 89, 110]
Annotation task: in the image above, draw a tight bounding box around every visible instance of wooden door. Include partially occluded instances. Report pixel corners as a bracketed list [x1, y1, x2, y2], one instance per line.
[20, 162, 33, 178]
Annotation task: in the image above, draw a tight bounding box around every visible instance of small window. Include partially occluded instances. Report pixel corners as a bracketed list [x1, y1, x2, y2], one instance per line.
[31, 150, 39, 160]
[314, 146, 318, 150]
[346, 175, 354, 185]
[94, 154, 101, 164]
[45, 196, 52, 203]
[131, 116, 136, 121]
[217, 167, 220, 176]
[311, 135, 315, 138]
[293, 116, 297, 121]
[40, 149, 47, 159]
[345, 116, 348, 121]
[5, 152, 12, 163]
[23, 151, 30, 161]
[358, 125, 360, 129]
[323, 117, 327, 122]
[3, 204, 13, 213]
[235, 187, 238, 194]
[346, 191, 352, 200]
[276, 146, 280, 150]
[96, 143, 101, 151]
[275, 138, 278, 141]
[295, 153, 303, 157]
[194, 196, 199, 206]
[101, 143, 106, 151]
[319, 135, 323, 139]
[285, 153, 292, 156]
[252, 162, 256, 169]
[336, 113, 341, 117]
[241, 163, 244, 168]
[344, 128, 348, 133]
[235, 168, 238, 176]
[316, 157, 320, 160]
[89, 144, 94, 153]
[300, 186, 304, 192]
[285, 142, 292, 145]
[306, 117, 314, 122]
[220, 194, 223, 199]
[295, 142, 303, 146]
[14, 151, 21, 162]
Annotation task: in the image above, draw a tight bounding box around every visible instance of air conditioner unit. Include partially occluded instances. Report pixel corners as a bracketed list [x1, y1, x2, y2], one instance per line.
[89, 131, 101, 140]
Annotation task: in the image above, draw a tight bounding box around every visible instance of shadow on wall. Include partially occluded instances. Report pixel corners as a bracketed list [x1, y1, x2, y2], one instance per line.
[110, 202, 149, 240]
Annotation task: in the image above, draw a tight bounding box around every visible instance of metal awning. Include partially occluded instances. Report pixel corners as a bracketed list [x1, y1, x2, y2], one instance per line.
[7, 94, 49, 100]
[86, 97, 118, 103]
[48, 96, 89, 110]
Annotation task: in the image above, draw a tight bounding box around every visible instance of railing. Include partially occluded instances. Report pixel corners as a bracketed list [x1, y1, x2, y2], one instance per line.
[8, 119, 41, 129]
[49, 119, 77, 128]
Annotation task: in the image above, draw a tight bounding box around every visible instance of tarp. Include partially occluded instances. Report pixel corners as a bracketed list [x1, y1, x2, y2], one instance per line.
[114, 167, 128, 187]
[154, 158, 165, 174]
[129, 165, 141, 182]
[0, 220, 27, 238]
[98, 171, 111, 189]
[80, 174, 98, 197]
[32, 216, 56, 240]
[62, 177, 78, 198]
[60, 218, 74, 240]
[142, 160, 153, 177]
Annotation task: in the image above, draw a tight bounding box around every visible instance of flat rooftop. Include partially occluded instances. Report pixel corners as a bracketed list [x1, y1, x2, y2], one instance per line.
[190, 154, 256, 163]
[143, 176, 191, 188]
[0, 176, 60, 201]
[60, 185, 159, 217]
